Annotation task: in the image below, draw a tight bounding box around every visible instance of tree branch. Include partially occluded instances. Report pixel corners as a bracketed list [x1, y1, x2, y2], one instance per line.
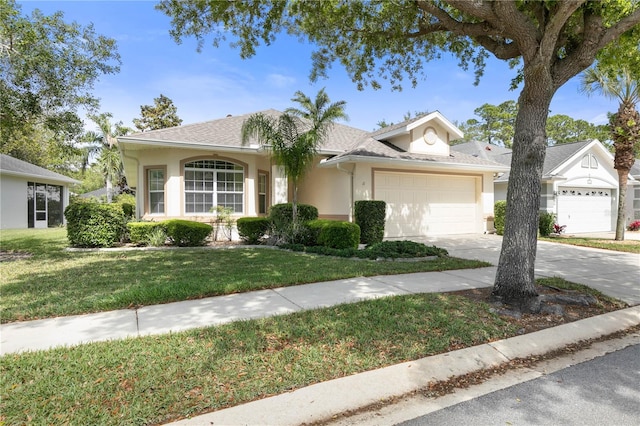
[539, 1, 586, 60]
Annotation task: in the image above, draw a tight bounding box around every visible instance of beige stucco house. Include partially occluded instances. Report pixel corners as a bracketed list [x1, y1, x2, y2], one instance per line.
[452, 139, 640, 233]
[117, 110, 509, 238]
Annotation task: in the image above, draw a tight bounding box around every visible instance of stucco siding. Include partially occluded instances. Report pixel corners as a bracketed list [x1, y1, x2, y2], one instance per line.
[1, 175, 28, 229]
[298, 160, 352, 218]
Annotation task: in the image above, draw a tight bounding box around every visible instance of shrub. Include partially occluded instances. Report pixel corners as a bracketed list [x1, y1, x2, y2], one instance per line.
[269, 203, 318, 229]
[237, 217, 270, 244]
[268, 203, 319, 244]
[127, 222, 167, 246]
[354, 200, 386, 244]
[367, 240, 448, 258]
[164, 220, 212, 246]
[317, 221, 360, 250]
[65, 200, 126, 247]
[628, 220, 640, 231]
[494, 200, 507, 235]
[305, 219, 335, 246]
[538, 211, 555, 237]
[282, 240, 448, 260]
[114, 194, 136, 218]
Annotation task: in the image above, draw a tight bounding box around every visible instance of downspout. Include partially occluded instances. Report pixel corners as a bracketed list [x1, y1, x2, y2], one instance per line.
[336, 162, 355, 222]
[119, 145, 140, 219]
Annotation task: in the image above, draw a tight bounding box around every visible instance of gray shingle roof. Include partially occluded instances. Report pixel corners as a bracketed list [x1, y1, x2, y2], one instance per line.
[326, 137, 510, 169]
[451, 141, 512, 160]
[0, 154, 79, 184]
[119, 109, 370, 154]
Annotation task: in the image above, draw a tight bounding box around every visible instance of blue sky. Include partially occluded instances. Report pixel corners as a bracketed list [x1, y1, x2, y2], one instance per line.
[20, 0, 618, 132]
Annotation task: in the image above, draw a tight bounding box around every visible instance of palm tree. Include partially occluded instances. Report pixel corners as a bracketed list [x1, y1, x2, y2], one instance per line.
[241, 89, 347, 225]
[76, 131, 102, 176]
[89, 113, 132, 202]
[580, 67, 640, 240]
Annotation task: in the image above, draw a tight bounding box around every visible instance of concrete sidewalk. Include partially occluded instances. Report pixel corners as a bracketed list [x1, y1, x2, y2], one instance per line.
[0, 267, 497, 355]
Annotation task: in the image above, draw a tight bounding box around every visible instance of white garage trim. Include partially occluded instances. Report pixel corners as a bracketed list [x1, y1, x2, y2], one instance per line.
[373, 170, 481, 237]
[556, 187, 613, 233]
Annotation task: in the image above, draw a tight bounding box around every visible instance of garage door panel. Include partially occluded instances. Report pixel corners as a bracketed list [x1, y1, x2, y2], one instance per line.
[557, 187, 612, 233]
[375, 172, 478, 237]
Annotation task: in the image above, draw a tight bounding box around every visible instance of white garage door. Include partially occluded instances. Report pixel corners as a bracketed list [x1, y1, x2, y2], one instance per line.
[374, 172, 478, 237]
[557, 187, 612, 233]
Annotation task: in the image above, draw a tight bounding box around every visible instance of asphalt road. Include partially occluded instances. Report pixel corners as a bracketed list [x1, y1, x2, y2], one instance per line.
[399, 344, 640, 426]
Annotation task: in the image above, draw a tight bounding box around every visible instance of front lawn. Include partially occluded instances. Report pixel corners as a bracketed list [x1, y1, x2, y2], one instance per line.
[0, 229, 489, 322]
[540, 235, 640, 253]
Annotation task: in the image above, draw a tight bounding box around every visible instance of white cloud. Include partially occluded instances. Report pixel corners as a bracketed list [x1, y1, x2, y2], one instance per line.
[266, 73, 296, 89]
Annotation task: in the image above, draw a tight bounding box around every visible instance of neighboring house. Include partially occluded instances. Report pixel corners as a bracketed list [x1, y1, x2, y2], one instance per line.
[0, 154, 79, 229]
[452, 140, 640, 233]
[117, 110, 509, 238]
[78, 186, 126, 199]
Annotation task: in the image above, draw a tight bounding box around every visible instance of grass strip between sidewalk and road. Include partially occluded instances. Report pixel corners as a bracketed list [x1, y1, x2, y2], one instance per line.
[0, 228, 489, 323]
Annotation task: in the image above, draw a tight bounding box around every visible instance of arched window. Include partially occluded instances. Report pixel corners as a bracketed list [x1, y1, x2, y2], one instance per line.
[184, 160, 244, 213]
[581, 154, 598, 169]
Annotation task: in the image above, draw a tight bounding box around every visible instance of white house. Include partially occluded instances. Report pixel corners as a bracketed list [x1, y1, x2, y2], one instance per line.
[0, 154, 79, 229]
[118, 110, 509, 238]
[452, 140, 640, 233]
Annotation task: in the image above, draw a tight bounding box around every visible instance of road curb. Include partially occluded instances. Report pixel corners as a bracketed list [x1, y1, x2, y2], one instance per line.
[172, 305, 640, 425]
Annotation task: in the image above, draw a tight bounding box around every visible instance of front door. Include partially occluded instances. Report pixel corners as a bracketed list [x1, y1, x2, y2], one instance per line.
[35, 184, 48, 228]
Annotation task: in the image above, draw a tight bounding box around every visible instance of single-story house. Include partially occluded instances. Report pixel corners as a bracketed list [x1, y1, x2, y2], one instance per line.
[0, 154, 79, 229]
[117, 110, 509, 238]
[452, 140, 640, 233]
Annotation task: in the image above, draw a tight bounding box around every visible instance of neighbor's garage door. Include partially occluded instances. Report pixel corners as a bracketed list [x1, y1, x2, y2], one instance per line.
[557, 187, 612, 233]
[374, 171, 478, 237]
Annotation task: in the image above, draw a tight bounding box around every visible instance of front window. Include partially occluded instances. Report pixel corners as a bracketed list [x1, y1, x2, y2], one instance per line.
[148, 169, 165, 214]
[184, 160, 244, 213]
[258, 172, 268, 214]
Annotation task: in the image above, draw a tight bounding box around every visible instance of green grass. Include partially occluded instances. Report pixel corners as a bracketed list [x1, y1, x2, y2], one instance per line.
[0, 229, 489, 322]
[539, 236, 640, 253]
[0, 293, 517, 425]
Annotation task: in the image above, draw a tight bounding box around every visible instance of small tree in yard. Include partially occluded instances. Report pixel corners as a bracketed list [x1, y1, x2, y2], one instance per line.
[159, 1, 640, 310]
[580, 67, 640, 241]
[241, 89, 347, 227]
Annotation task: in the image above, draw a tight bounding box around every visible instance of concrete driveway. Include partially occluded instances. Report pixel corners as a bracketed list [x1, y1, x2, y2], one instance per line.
[412, 234, 640, 306]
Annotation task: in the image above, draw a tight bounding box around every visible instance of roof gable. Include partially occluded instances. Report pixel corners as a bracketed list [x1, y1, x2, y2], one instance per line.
[372, 111, 464, 141]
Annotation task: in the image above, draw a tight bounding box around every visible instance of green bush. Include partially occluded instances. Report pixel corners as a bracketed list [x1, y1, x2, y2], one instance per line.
[367, 240, 448, 258]
[269, 203, 318, 229]
[237, 217, 270, 244]
[164, 220, 212, 246]
[304, 219, 334, 246]
[65, 200, 126, 247]
[317, 221, 361, 250]
[354, 200, 386, 244]
[268, 203, 319, 244]
[114, 193, 136, 218]
[539, 211, 555, 237]
[127, 222, 167, 246]
[281, 240, 448, 259]
[494, 200, 507, 236]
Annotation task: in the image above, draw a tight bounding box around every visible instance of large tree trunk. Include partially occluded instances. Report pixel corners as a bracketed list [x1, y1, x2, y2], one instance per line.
[615, 169, 628, 241]
[492, 63, 555, 309]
